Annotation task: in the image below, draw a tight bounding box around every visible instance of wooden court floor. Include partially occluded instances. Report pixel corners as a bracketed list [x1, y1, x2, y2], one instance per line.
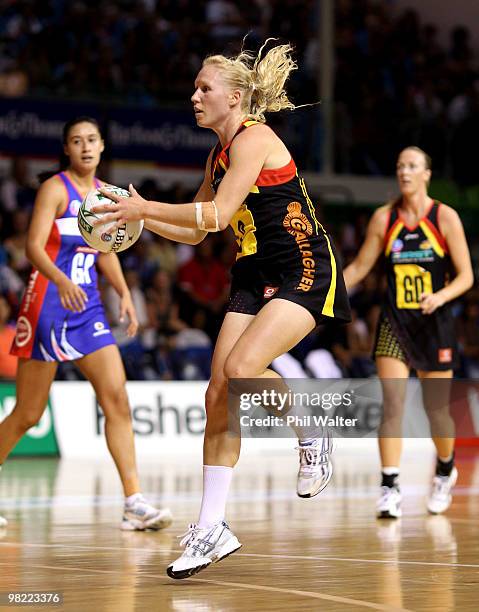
[0, 444, 478, 611]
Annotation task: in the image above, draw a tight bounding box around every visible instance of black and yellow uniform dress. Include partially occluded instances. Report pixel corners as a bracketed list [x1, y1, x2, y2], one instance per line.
[374, 200, 458, 371]
[211, 120, 351, 326]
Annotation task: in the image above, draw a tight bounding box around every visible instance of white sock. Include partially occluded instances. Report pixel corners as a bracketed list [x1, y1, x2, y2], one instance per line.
[125, 492, 143, 506]
[285, 404, 320, 440]
[197, 465, 233, 529]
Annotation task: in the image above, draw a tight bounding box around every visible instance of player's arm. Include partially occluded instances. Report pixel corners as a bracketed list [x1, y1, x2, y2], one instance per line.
[26, 177, 88, 312]
[420, 205, 474, 314]
[143, 151, 215, 244]
[342, 206, 389, 289]
[91, 126, 270, 233]
[96, 253, 138, 336]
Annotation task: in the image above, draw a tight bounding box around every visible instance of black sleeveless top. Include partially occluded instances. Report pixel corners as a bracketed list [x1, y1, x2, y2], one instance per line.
[211, 120, 351, 323]
[381, 199, 458, 370]
[210, 120, 330, 274]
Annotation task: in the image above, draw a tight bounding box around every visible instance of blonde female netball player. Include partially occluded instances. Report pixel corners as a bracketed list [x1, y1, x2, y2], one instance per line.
[344, 147, 473, 519]
[92, 42, 351, 578]
[0, 117, 172, 531]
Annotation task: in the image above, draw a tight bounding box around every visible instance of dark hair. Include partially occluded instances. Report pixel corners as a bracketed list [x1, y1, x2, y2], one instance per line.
[38, 116, 102, 183]
[62, 116, 101, 144]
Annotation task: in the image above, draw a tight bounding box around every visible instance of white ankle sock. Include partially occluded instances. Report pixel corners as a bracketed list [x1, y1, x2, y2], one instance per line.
[197, 465, 233, 528]
[125, 492, 143, 506]
[282, 403, 316, 440]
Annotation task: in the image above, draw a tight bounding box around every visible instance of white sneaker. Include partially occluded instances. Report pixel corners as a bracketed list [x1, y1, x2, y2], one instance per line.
[296, 432, 334, 498]
[167, 521, 241, 580]
[427, 467, 458, 515]
[121, 495, 173, 531]
[377, 486, 402, 519]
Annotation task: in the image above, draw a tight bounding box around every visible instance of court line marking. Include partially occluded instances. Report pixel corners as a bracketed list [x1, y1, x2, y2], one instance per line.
[2, 490, 478, 511]
[0, 561, 413, 612]
[1, 541, 477, 569]
[1, 485, 478, 509]
[234, 552, 474, 568]
[445, 517, 479, 525]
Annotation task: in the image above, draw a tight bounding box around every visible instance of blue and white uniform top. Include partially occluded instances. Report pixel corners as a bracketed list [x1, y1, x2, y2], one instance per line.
[11, 172, 115, 361]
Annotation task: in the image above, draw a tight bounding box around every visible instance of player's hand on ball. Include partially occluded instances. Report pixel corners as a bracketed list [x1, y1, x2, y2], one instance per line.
[420, 292, 445, 315]
[56, 276, 88, 313]
[92, 184, 146, 230]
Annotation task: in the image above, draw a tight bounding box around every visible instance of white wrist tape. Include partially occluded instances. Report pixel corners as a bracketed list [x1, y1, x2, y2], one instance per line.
[195, 200, 220, 232]
[195, 201, 203, 228]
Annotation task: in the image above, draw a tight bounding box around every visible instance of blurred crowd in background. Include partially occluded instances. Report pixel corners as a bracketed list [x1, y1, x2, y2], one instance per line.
[334, 1, 479, 179]
[0, 168, 478, 382]
[1, 0, 479, 176]
[0, 0, 478, 380]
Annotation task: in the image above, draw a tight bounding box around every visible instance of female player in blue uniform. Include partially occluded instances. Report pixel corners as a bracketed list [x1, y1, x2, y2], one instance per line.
[91, 42, 351, 578]
[0, 117, 172, 531]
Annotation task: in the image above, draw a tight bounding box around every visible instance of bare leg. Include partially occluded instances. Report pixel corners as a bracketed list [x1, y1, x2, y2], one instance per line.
[418, 369, 454, 459]
[0, 358, 58, 464]
[203, 300, 317, 467]
[224, 299, 316, 380]
[376, 357, 410, 469]
[167, 300, 319, 578]
[224, 299, 318, 438]
[76, 345, 139, 497]
[418, 369, 457, 514]
[203, 312, 255, 467]
[204, 300, 317, 467]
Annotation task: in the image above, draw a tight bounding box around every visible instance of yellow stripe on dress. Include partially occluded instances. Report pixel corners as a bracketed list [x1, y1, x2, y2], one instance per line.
[419, 221, 445, 258]
[321, 234, 337, 317]
[385, 222, 404, 256]
[299, 177, 321, 236]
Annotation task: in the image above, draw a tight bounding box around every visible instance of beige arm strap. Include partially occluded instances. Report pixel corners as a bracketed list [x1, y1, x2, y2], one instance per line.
[195, 200, 220, 232]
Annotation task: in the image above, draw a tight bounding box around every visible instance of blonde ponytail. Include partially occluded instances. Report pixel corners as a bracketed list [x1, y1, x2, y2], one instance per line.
[203, 39, 299, 123]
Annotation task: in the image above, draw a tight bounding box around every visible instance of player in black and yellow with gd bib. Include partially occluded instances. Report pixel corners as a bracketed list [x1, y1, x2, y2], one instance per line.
[211, 119, 351, 325]
[344, 147, 473, 520]
[92, 41, 351, 579]
[380, 198, 456, 370]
